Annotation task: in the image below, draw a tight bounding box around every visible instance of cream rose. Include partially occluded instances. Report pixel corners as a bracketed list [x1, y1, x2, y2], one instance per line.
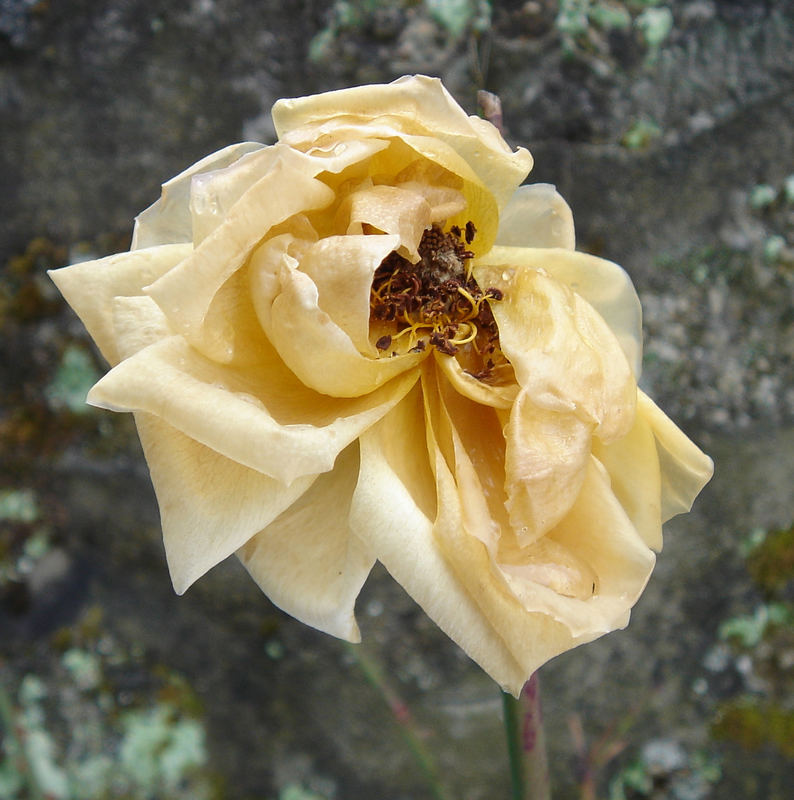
[50, 75, 712, 695]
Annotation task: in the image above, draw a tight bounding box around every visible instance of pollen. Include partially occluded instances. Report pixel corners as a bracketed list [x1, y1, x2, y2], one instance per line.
[369, 223, 511, 383]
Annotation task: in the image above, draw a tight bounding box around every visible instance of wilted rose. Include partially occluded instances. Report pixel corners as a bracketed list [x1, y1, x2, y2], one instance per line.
[50, 75, 712, 695]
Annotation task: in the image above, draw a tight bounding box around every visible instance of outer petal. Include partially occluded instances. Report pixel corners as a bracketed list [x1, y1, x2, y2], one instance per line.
[105, 295, 318, 594]
[144, 149, 336, 363]
[48, 244, 191, 366]
[591, 406, 664, 550]
[350, 385, 529, 694]
[237, 443, 374, 642]
[477, 247, 643, 377]
[425, 374, 656, 693]
[132, 142, 266, 249]
[637, 391, 714, 521]
[496, 184, 576, 250]
[273, 74, 532, 211]
[135, 412, 316, 594]
[86, 335, 418, 485]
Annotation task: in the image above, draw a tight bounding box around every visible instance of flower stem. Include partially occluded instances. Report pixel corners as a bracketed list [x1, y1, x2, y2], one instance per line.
[502, 674, 551, 800]
[345, 643, 453, 800]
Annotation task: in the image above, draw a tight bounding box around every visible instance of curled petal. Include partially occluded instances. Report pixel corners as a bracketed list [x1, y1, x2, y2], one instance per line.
[132, 142, 266, 249]
[238, 443, 374, 642]
[145, 150, 336, 362]
[421, 380, 595, 695]
[298, 233, 400, 354]
[637, 391, 714, 521]
[434, 350, 517, 410]
[48, 244, 192, 366]
[544, 457, 656, 630]
[477, 246, 643, 377]
[474, 258, 637, 438]
[264, 260, 425, 397]
[496, 184, 576, 250]
[86, 335, 417, 485]
[503, 390, 593, 545]
[496, 456, 656, 640]
[273, 74, 532, 210]
[341, 182, 433, 261]
[351, 386, 529, 695]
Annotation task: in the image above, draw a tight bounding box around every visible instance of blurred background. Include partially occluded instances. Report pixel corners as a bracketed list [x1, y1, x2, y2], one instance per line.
[1, 1, 793, 798]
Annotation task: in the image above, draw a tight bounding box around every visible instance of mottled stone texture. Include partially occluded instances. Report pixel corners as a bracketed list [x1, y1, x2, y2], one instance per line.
[2, 2, 794, 798]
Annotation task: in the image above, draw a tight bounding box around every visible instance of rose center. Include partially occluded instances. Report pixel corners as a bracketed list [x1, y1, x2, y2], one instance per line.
[369, 223, 510, 383]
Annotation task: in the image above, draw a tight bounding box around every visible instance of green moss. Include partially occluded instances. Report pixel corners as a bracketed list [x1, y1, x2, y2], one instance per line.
[634, 6, 672, 49]
[1, 607, 218, 800]
[45, 345, 101, 415]
[0, 489, 39, 523]
[718, 603, 792, 648]
[712, 700, 794, 758]
[621, 117, 662, 150]
[746, 523, 794, 594]
[749, 183, 778, 210]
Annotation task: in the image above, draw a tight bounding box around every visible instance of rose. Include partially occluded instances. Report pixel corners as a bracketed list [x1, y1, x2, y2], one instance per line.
[50, 75, 712, 695]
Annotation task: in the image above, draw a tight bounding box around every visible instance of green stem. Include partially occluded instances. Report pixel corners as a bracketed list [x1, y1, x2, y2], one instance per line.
[502, 689, 524, 800]
[502, 674, 551, 800]
[345, 643, 453, 800]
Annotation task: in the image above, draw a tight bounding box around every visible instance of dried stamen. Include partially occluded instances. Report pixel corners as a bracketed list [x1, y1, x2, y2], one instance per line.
[369, 223, 510, 383]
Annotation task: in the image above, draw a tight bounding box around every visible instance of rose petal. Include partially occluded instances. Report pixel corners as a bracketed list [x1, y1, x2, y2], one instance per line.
[477, 246, 643, 376]
[237, 443, 374, 642]
[637, 391, 714, 521]
[434, 350, 518, 410]
[496, 184, 576, 250]
[273, 74, 532, 210]
[48, 244, 192, 366]
[546, 457, 656, 612]
[471, 261, 636, 540]
[132, 142, 266, 249]
[474, 259, 636, 438]
[327, 126, 502, 256]
[394, 180, 466, 224]
[111, 295, 172, 360]
[86, 335, 417, 485]
[341, 182, 432, 261]
[298, 233, 400, 354]
[420, 380, 600, 695]
[494, 456, 656, 639]
[189, 147, 282, 245]
[503, 389, 593, 545]
[263, 259, 425, 397]
[591, 405, 663, 550]
[351, 385, 528, 695]
[134, 412, 316, 594]
[144, 149, 336, 362]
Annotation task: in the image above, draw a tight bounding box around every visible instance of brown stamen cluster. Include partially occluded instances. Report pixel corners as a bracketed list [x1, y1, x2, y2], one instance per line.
[370, 222, 508, 382]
